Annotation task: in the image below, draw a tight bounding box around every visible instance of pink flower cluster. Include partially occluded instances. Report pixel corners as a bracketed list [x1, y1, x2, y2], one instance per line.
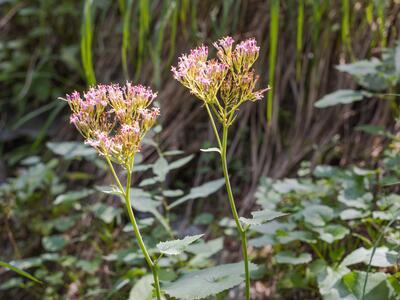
[172, 45, 227, 103]
[66, 82, 159, 168]
[172, 36, 269, 124]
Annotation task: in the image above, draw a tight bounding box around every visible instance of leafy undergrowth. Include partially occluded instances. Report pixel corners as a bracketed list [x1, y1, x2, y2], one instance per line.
[1, 134, 400, 299]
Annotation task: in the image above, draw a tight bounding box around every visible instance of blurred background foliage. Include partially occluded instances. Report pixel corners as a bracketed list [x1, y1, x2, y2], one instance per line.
[1, 0, 400, 299]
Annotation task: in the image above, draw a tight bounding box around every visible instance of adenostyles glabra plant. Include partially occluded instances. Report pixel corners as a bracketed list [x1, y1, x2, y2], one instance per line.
[64, 83, 162, 299]
[172, 36, 269, 299]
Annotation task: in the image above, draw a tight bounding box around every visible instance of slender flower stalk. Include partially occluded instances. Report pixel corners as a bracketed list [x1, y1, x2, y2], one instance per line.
[172, 36, 269, 300]
[63, 82, 162, 300]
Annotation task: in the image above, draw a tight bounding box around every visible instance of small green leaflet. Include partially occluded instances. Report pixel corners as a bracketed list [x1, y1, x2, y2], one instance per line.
[47, 141, 97, 159]
[163, 262, 258, 300]
[0, 261, 42, 284]
[239, 209, 288, 227]
[157, 234, 204, 255]
[42, 235, 68, 252]
[128, 275, 166, 300]
[168, 178, 225, 209]
[275, 251, 312, 265]
[54, 189, 94, 205]
[340, 247, 399, 268]
[200, 147, 221, 154]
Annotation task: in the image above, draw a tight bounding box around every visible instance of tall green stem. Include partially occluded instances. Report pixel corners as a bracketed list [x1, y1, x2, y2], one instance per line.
[221, 124, 251, 300]
[108, 161, 162, 300]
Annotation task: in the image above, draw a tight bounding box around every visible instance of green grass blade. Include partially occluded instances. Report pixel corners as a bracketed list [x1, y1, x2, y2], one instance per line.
[135, 0, 150, 81]
[152, 1, 176, 88]
[0, 261, 42, 284]
[190, 0, 198, 37]
[267, 0, 279, 124]
[377, 0, 386, 48]
[361, 210, 400, 299]
[168, 0, 179, 65]
[121, 0, 133, 79]
[296, 0, 304, 80]
[341, 0, 351, 53]
[80, 0, 96, 86]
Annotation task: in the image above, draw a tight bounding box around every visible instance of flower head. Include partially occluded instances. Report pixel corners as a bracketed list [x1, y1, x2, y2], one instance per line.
[64, 82, 159, 168]
[172, 37, 269, 125]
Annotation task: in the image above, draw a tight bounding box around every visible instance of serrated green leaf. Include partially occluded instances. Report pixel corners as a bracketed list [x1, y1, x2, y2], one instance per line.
[157, 234, 204, 255]
[163, 262, 258, 300]
[240, 209, 288, 227]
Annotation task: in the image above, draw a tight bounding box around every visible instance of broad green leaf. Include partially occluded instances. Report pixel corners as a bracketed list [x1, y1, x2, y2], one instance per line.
[341, 247, 399, 268]
[157, 234, 204, 255]
[272, 178, 314, 193]
[95, 185, 123, 197]
[275, 251, 312, 265]
[186, 237, 223, 258]
[200, 148, 221, 154]
[356, 124, 394, 138]
[128, 275, 166, 300]
[162, 189, 184, 198]
[54, 189, 94, 205]
[132, 197, 171, 234]
[314, 224, 350, 244]
[194, 213, 214, 225]
[240, 209, 288, 227]
[91, 203, 122, 224]
[163, 262, 258, 300]
[0, 261, 42, 284]
[153, 157, 169, 180]
[47, 141, 96, 159]
[314, 90, 365, 108]
[342, 271, 395, 300]
[249, 235, 275, 247]
[42, 235, 68, 252]
[301, 204, 334, 227]
[168, 179, 225, 209]
[338, 189, 372, 209]
[276, 230, 316, 244]
[336, 59, 380, 76]
[340, 208, 369, 220]
[318, 265, 351, 296]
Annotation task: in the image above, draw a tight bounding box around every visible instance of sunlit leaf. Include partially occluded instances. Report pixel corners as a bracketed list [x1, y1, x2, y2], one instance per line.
[240, 209, 288, 227]
[341, 247, 399, 268]
[163, 262, 258, 300]
[157, 234, 204, 255]
[54, 189, 94, 205]
[314, 90, 366, 108]
[168, 179, 225, 209]
[275, 251, 312, 265]
[47, 141, 96, 159]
